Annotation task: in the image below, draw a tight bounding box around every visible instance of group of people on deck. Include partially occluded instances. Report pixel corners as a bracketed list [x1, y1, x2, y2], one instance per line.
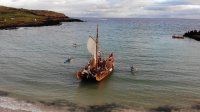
[81, 51, 114, 78]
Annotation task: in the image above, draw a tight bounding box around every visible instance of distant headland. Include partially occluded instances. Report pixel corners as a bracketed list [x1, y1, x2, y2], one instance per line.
[184, 30, 200, 41]
[0, 5, 83, 30]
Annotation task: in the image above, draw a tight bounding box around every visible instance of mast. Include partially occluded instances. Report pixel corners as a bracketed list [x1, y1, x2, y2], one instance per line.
[96, 24, 98, 70]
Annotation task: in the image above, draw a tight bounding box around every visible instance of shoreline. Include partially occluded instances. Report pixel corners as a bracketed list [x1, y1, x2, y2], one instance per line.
[0, 19, 83, 30]
[0, 96, 132, 112]
[0, 96, 200, 112]
[0, 90, 200, 112]
[0, 5, 83, 30]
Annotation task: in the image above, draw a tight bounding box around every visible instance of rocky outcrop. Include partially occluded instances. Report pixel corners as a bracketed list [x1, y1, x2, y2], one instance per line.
[184, 30, 200, 41]
[0, 5, 83, 30]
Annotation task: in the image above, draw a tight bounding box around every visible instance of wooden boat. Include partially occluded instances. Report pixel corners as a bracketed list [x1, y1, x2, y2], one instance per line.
[76, 25, 114, 81]
[172, 34, 184, 39]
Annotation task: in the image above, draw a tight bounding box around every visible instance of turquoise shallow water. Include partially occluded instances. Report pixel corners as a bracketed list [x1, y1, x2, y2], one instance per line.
[0, 18, 200, 109]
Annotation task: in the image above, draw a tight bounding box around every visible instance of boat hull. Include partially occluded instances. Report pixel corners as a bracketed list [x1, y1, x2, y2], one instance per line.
[96, 67, 114, 81]
[172, 35, 184, 39]
[76, 53, 114, 82]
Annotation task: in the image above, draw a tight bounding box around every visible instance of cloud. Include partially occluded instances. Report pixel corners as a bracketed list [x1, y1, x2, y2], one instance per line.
[0, 0, 200, 18]
[154, 0, 188, 5]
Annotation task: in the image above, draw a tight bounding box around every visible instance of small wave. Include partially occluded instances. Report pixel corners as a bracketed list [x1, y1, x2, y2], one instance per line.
[0, 96, 134, 112]
[0, 97, 42, 112]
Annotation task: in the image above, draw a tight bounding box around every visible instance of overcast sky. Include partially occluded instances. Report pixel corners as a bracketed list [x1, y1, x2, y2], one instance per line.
[0, 0, 200, 18]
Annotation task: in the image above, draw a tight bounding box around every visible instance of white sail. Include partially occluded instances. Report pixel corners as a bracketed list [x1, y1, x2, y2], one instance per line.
[87, 36, 96, 59]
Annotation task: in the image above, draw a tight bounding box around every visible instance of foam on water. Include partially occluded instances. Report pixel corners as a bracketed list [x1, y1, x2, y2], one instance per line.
[0, 96, 42, 112]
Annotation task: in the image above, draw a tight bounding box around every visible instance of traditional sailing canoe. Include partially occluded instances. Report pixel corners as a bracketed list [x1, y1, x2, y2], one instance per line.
[76, 25, 114, 81]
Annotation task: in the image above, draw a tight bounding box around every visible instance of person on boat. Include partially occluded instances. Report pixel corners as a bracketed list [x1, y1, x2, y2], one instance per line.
[90, 67, 97, 77]
[98, 57, 101, 63]
[98, 51, 102, 57]
[109, 53, 113, 58]
[107, 53, 113, 61]
[100, 59, 106, 70]
[98, 57, 103, 67]
[82, 66, 90, 75]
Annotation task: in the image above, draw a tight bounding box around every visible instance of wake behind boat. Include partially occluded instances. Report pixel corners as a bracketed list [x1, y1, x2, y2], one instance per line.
[76, 25, 114, 81]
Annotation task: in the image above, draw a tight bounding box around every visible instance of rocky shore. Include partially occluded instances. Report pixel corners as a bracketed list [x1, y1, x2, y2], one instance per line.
[0, 5, 83, 30]
[184, 30, 200, 41]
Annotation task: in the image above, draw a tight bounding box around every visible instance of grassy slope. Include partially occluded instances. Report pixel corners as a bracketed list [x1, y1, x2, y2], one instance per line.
[0, 6, 81, 29]
[0, 6, 46, 28]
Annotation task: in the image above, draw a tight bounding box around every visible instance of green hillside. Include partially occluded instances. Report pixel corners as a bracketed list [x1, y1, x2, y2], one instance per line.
[0, 6, 82, 29]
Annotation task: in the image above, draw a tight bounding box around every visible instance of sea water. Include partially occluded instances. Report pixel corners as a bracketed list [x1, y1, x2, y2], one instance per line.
[0, 18, 200, 111]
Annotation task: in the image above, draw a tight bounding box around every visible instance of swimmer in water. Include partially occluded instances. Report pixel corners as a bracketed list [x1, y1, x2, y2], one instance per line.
[64, 57, 74, 63]
[130, 65, 137, 72]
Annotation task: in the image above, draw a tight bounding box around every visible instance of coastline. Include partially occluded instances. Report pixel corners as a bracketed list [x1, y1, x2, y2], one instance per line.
[0, 18, 83, 30]
[0, 5, 83, 30]
[0, 96, 132, 112]
[0, 91, 199, 112]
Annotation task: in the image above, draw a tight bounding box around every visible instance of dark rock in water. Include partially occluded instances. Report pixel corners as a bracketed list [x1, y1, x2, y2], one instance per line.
[37, 99, 126, 112]
[150, 105, 179, 112]
[0, 5, 83, 30]
[184, 30, 200, 41]
[38, 99, 76, 107]
[0, 90, 9, 96]
[86, 103, 124, 112]
[38, 99, 85, 111]
[192, 104, 200, 110]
